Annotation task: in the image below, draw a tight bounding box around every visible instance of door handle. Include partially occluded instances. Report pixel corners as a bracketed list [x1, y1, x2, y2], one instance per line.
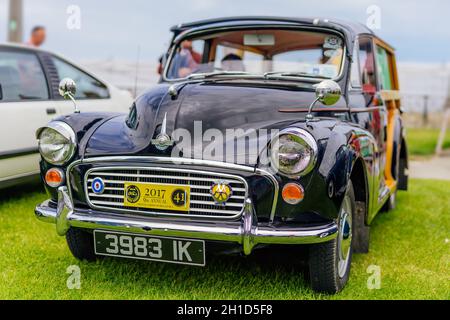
[46, 108, 57, 115]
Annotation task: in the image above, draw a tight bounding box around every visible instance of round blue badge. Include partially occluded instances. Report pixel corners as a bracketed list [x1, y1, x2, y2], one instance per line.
[92, 177, 105, 194]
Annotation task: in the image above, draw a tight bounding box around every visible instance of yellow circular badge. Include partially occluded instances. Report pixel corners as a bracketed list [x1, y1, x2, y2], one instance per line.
[126, 185, 141, 203]
[210, 182, 233, 205]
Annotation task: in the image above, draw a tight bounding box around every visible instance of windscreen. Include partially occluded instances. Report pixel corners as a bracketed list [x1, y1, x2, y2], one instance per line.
[166, 29, 345, 80]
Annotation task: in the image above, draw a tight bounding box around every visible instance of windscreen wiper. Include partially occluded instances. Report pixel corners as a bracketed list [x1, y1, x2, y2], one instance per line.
[167, 71, 254, 98]
[264, 71, 329, 80]
[186, 71, 252, 80]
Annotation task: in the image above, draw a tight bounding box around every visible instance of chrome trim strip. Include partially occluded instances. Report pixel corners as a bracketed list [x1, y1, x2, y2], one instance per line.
[35, 188, 338, 255]
[65, 156, 280, 222]
[66, 158, 82, 201]
[82, 156, 257, 172]
[0, 170, 40, 183]
[34, 199, 56, 223]
[88, 172, 243, 184]
[255, 168, 279, 223]
[0, 147, 39, 160]
[84, 166, 249, 220]
[56, 186, 72, 236]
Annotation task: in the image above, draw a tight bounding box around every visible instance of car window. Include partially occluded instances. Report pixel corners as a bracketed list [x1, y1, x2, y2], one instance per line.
[0, 50, 49, 102]
[214, 44, 265, 74]
[272, 48, 339, 78]
[358, 38, 377, 94]
[52, 56, 109, 99]
[166, 29, 345, 80]
[375, 46, 393, 90]
[350, 41, 361, 88]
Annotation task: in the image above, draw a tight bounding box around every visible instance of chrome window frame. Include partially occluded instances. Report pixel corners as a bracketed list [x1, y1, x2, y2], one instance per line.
[349, 38, 362, 90]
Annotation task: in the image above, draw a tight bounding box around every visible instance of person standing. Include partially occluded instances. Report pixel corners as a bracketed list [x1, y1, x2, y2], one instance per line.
[25, 26, 46, 47]
[158, 40, 202, 76]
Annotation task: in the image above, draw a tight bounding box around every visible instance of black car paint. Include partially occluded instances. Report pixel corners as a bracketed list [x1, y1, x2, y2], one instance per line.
[42, 81, 377, 225]
[40, 18, 402, 227]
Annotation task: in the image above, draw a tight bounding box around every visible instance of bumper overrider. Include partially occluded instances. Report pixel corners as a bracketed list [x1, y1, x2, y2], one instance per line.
[35, 186, 338, 255]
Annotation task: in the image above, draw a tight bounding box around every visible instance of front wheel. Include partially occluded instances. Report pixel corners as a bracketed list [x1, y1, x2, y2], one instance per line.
[66, 228, 97, 261]
[308, 183, 355, 294]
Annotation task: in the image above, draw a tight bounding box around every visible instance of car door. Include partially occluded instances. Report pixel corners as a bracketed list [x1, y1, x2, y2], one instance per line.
[0, 48, 57, 182]
[349, 37, 388, 218]
[373, 41, 401, 195]
[49, 55, 116, 115]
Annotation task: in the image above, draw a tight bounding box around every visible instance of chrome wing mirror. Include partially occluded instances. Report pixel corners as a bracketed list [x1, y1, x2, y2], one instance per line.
[59, 78, 79, 113]
[306, 80, 342, 121]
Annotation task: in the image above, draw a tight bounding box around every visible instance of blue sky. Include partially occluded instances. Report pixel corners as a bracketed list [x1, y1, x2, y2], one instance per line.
[1, 0, 449, 63]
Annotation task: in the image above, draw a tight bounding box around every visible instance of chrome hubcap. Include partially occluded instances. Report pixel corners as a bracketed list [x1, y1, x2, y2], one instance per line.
[337, 195, 352, 278]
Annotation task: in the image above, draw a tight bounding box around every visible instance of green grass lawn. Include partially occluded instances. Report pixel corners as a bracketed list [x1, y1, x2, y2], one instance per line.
[407, 128, 450, 156]
[0, 180, 449, 300]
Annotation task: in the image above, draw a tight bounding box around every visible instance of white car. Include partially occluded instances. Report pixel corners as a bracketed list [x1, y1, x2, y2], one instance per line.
[0, 43, 133, 189]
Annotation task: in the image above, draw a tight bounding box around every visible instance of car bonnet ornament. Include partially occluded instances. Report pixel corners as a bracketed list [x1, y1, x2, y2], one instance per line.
[151, 112, 174, 151]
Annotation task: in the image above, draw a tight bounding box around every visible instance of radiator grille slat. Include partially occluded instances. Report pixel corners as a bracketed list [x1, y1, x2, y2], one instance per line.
[90, 172, 243, 184]
[85, 167, 247, 219]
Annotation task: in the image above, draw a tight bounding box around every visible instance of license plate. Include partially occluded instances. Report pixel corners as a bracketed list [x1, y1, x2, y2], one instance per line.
[123, 182, 190, 212]
[94, 230, 205, 266]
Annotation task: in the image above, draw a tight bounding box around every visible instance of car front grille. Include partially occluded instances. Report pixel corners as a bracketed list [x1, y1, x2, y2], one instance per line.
[84, 167, 248, 219]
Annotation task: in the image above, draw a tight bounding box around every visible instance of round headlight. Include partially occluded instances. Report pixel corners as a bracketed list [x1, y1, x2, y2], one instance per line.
[270, 128, 317, 176]
[37, 122, 76, 165]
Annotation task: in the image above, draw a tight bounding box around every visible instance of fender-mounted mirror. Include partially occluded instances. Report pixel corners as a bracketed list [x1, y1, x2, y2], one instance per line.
[58, 78, 79, 113]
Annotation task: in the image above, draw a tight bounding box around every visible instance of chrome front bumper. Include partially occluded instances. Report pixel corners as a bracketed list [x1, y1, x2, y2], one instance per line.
[35, 186, 338, 255]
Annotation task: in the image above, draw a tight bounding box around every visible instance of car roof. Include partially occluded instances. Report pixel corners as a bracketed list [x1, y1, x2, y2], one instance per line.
[0, 42, 53, 54]
[0, 42, 114, 89]
[171, 16, 375, 36]
[170, 16, 396, 53]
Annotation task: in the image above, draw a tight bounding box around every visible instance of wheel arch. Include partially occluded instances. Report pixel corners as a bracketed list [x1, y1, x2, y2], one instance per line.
[349, 156, 371, 253]
[350, 156, 369, 222]
[319, 124, 374, 222]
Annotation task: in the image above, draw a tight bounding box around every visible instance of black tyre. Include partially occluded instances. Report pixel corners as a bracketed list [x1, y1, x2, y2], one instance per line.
[66, 228, 97, 261]
[398, 155, 408, 190]
[353, 201, 370, 254]
[309, 182, 355, 294]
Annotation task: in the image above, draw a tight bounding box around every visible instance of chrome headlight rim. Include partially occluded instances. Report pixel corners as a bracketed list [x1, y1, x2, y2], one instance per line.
[270, 127, 318, 177]
[37, 121, 77, 166]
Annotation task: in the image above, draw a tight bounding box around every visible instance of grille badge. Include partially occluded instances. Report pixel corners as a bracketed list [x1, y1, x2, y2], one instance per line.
[92, 177, 105, 194]
[210, 181, 233, 206]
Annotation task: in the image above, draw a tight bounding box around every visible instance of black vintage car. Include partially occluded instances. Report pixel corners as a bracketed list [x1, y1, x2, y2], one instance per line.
[35, 17, 408, 293]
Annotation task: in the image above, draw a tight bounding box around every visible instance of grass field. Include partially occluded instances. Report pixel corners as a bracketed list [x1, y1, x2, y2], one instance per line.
[0, 179, 449, 300]
[407, 128, 450, 156]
